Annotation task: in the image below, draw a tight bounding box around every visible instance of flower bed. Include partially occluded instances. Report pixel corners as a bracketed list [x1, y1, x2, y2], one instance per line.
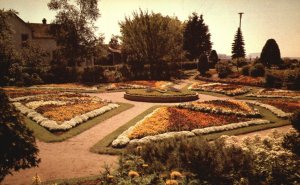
[106, 81, 172, 91]
[196, 75, 265, 87]
[124, 88, 198, 102]
[112, 106, 270, 147]
[30, 83, 98, 92]
[247, 101, 292, 118]
[246, 89, 300, 99]
[177, 99, 260, 117]
[188, 82, 250, 96]
[258, 99, 300, 113]
[6, 89, 119, 131]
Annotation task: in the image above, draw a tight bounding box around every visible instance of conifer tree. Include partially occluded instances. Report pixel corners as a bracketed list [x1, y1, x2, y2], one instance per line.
[183, 13, 212, 61]
[260, 39, 282, 68]
[231, 27, 245, 59]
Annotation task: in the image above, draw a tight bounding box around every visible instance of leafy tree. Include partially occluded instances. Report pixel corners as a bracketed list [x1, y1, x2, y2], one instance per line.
[120, 9, 185, 79]
[208, 50, 218, 68]
[260, 39, 282, 68]
[183, 13, 212, 60]
[48, 0, 100, 67]
[0, 90, 40, 182]
[232, 27, 245, 70]
[198, 54, 209, 76]
[109, 35, 120, 49]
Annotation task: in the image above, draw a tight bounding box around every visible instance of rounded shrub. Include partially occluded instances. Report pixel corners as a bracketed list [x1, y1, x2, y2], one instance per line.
[241, 65, 250, 76]
[250, 63, 265, 77]
[291, 110, 300, 132]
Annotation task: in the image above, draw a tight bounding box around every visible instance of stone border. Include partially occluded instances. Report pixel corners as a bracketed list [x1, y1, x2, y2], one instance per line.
[247, 101, 292, 118]
[124, 93, 199, 103]
[111, 108, 271, 148]
[13, 102, 119, 131]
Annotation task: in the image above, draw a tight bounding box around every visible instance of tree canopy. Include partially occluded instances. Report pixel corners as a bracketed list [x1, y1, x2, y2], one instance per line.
[183, 13, 212, 60]
[209, 50, 218, 68]
[120, 9, 185, 79]
[0, 90, 40, 182]
[48, 0, 100, 67]
[260, 39, 282, 68]
[231, 27, 245, 59]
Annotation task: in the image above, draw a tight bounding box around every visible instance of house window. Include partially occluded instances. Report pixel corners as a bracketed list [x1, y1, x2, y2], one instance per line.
[21, 34, 29, 47]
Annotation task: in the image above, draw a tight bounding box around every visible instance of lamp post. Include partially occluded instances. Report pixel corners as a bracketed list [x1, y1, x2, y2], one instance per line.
[239, 12, 244, 28]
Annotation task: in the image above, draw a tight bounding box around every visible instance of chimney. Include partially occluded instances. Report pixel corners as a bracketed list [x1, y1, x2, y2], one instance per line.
[42, 18, 47, 24]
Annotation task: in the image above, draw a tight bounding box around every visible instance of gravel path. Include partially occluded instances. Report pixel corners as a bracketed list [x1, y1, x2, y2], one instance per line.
[2, 80, 292, 185]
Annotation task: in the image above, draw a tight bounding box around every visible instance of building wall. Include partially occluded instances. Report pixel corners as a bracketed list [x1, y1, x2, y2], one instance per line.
[8, 16, 32, 51]
[31, 38, 57, 59]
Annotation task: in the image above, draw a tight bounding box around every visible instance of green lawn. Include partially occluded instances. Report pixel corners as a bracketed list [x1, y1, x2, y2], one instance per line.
[24, 103, 134, 142]
[90, 104, 290, 155]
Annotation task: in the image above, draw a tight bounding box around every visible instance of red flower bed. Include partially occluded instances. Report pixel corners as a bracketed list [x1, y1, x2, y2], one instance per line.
[260, 99, 300, 113]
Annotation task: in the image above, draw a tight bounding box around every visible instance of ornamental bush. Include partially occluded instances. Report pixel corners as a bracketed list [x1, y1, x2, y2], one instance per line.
[216, 61, 232, 78]
[0, 90, 40, 182]
[250, 63, 265, 77]
[241, 65, 250, 76]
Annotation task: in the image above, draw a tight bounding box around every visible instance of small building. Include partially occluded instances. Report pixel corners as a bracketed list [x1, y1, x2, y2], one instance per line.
[8, 14, 57, 60]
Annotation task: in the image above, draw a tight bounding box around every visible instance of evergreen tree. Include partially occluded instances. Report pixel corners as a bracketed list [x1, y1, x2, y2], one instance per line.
[231, 27, 245, 59]
[183, 13, 212, 61]
[198, 54, 209, 76]
[209, 50, 218, 68]
[0, 90, 40, 182]
[260, 39, 282, 68]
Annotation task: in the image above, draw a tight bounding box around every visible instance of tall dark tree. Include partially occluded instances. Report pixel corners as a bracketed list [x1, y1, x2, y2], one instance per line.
[209, 50, 218, 68]
[232, 27, 246, 70]
[183, 13, 212, 61]
[260, 39, 282, 68]
[0, 90, 40, 182]
[48, 0, 100, 67]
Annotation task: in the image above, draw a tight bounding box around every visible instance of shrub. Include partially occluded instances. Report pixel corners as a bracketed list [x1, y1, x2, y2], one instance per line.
[241, 65, 250, 76]
[197, 54, 209, 76]
[0, 90, 40, 182]
[216, 61, 232, 78]
[265, 73, 282, 88]
[291, 110, 300, 132]
[286, 69, 300, 90]
[250, 63, 265, 77]
[282, 130, 300, 156]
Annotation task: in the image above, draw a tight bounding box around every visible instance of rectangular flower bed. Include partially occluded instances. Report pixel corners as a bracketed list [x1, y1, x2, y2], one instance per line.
[196, 75, 265, 87]
[246, 89, 300, 99]
[112, 105, 270, 148]
[188, 82, 250, 96]
[5, 88, 119, 131]
[106, 81, 172, 91]
[30, 83, 98, 92]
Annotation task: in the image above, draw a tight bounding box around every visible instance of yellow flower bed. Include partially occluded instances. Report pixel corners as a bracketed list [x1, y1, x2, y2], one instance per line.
[128, 107, 170, 139]
[43, 102, 106, 123]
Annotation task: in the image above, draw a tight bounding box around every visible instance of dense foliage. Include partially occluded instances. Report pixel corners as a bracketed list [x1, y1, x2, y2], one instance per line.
[0, 90, 40, 182]
[260, 39, 282, 68]
[209, 50, 218, 68]
[48, 0, 100, 67]
[120, 9, 184, 80]
[183, 13, 212, 60]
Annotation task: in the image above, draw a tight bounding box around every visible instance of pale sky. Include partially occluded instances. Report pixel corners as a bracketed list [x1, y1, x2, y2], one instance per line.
[1, 0, 300, 57]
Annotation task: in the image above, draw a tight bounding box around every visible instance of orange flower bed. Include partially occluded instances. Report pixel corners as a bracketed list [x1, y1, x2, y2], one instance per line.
[128, 107, 248, 139]
[4, 88, 60, 98]
[259, 99, 300, 113]
[107, 81, 171, 90]
[40, 102, 107, 122]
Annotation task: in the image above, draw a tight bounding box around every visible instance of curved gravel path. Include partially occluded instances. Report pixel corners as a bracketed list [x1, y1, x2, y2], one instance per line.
[2, 81, 291, 185]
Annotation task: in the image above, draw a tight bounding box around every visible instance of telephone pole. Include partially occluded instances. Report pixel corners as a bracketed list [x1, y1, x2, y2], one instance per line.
[238, 12, 244, 28]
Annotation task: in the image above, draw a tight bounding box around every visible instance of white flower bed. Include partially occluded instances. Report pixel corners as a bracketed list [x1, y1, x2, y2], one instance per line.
[188, 83, 250, 96]
[13, 102, 119, 130]
[106, 84, 146, 91]
[25, 100, 67, 110]
[246, 89, 300, 99]
[247, 101, 292, 118]
[176, 101, 260, 117]
[111, 108, 271, 148]
[29, 85, 98, 92]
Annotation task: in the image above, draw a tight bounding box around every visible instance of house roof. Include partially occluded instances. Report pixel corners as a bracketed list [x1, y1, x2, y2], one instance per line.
[27, 23, 54, 39]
